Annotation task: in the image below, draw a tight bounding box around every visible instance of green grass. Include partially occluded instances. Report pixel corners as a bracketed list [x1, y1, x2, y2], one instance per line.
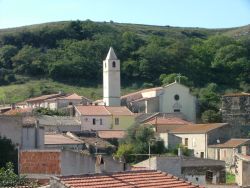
[226, 172, 235, 184]
[0, 79, 138, 104]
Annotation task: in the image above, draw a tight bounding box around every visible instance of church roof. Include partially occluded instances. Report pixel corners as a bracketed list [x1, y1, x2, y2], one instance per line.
[105, 47, 118, 60]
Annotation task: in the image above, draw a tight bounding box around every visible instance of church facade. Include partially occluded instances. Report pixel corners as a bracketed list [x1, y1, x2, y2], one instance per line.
[121, 82, 197, 122]
[102, 47, 197, 123]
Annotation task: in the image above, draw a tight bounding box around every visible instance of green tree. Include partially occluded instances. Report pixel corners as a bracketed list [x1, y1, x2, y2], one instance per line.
[0, 162, 27, 187]
[201, 110, 222, 123]
[0, 45, 18, 69]
[159, 73, 193, 87]
[116, 125, 165, 163]
[0, 136, 18, 172]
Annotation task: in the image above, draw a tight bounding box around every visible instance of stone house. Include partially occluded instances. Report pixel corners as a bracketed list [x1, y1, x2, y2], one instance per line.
[133, 156, 226, 186]
[74, 105, 135, 130]
[221, 92, 250, 137]
[168, 123, 232, 158]
[208, 138, 250, 168]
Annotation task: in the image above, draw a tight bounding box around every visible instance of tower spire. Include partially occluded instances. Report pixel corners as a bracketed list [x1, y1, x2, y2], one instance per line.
[106, 47, 117, 60]
[103, 47, 121, 106]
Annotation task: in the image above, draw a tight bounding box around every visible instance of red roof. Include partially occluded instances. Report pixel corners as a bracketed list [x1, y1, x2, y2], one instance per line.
[75, 106, 133, 116]
[145, 117, 193, 125]
[26, 93, 63, 102]
[75, 106, 111, 116]
[97, 130, 126, 139]
[3, 107, 32, 115]
[55, 170, 203, 188]
[106, 106, 134, 116]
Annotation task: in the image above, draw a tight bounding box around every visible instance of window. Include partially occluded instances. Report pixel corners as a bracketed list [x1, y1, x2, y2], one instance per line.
[184, 138, 188, 146]
[174, 94, 180, 101]
[93, 118, 96, 125]
[115, 118, 119, 125]
[201, 152, 204, 158]
[112, 61, 116, 68]
[205, 170, 213, 183]
[100, 118, 103, 125]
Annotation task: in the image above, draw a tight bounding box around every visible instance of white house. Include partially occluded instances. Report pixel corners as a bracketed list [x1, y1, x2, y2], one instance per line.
[168, 123, 231, 158]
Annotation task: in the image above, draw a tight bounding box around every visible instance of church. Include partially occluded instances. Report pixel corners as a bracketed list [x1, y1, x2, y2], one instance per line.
[100, 47, 197, 123]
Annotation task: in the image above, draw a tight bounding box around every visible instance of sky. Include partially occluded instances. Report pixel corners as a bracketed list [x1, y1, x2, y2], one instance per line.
[0, 0, 250, 29]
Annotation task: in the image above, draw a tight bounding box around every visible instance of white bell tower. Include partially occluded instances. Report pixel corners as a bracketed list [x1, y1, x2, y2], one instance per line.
[103, 47, 121, 106]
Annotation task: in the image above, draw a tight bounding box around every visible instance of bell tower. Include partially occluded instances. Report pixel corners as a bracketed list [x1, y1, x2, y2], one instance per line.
[103, 47, 121, 106]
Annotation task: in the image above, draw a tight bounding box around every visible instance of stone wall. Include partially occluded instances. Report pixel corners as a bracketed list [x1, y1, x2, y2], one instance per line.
[221, 95, 250, 135]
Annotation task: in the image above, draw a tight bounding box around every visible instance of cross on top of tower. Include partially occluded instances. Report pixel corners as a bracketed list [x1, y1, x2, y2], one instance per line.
[105, 47, 117, 60]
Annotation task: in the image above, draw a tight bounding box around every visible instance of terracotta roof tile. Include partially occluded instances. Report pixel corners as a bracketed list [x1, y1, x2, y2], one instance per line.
[106, 106, 134, 116]
[98, 130, 126, 139]
[209, 138, 250, 148]
[26, 93, 63, 102]
[75, 105, 111, 116]
[3, 107, 32, 115]
[75, 106, 133, 116]
[170, 123, 228, 134]
[121, 87, 162, 99]
[55, 170, 203, 188]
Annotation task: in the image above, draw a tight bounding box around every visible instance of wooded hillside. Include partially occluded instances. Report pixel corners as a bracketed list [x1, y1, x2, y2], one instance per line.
[0, 20, 249, 90]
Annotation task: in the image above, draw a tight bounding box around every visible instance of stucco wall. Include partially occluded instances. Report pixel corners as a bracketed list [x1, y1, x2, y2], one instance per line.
[173, 133, 206, 158]
[236, 158, 250, 187]
[22, 126, 44, 149]
[159, 133, 181, 149]
[111, 115, 135, 130]
[146, 97, 159, 113]
[80, 115, 111, 130]
[61, 150, 95, 175]
[159, 83, 196, 122]
[103, 58, 121, 106]
[0, 116, 22, 145]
